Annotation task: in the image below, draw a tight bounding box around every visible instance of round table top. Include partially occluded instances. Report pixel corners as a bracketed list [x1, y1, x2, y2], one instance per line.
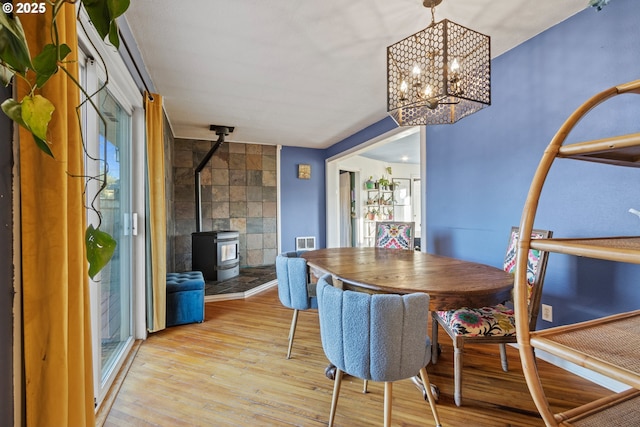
[302, 247, 513, 310]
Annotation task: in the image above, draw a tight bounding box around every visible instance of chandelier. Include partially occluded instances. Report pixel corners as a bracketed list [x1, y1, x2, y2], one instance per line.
[387, 0, 491, 126]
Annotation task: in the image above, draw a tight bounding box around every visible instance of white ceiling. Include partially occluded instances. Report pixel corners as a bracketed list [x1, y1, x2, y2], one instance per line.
[124, 0, 587, 149]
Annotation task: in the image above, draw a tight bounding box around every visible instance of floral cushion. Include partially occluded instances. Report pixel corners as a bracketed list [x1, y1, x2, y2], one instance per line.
[436, 228, 548, 338]
[375, 223, 412, 249]
[436, 304, 515, 337]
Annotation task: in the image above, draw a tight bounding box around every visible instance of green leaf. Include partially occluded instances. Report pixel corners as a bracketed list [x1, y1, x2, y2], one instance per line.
[2, 97, 55, 157]
[0, 13, 32, 75]
[2, 95, 54, 157]
[0, 63, 13, 86]
[22, 94, 54, 142]
[85, 224, 117, 279]
[32, 43, 71, 88]
[82, 0, 130, 48]
[31, 133, 54, 158]
[1, 98, 27, 128]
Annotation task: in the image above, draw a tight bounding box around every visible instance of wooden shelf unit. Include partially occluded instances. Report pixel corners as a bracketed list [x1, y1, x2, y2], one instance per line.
[514, 80, 640, 426]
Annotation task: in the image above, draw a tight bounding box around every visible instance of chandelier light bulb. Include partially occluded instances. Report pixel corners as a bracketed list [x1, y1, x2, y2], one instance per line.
[399, 79, 409, 100]
[450, 58, 460, 73]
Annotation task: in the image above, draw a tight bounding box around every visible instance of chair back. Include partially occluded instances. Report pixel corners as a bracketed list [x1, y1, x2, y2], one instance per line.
[316, 274, 431, 382]
[374, 221, 415, 250]
[503, 227, 552, 329]
[276, 252, 316, 310]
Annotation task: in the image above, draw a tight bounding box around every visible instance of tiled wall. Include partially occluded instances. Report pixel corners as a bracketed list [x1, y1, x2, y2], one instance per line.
[172, 139, 278, 271]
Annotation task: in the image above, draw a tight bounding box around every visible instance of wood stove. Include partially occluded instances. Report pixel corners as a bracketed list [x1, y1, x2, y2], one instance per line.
[192, 230, 240, 281]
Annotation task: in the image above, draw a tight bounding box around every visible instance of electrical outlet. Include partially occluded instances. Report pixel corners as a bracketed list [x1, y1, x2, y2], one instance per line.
[541, 304, 553, 322]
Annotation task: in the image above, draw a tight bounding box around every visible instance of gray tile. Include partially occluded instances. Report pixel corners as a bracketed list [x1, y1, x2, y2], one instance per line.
[247, 170, 262, 186]
[247, 218, 263, 233]
[262, 186, 277, 202]
[263, 217, 277, 233]
[229, 202, 247, 218]
[247, 186, 263, 201]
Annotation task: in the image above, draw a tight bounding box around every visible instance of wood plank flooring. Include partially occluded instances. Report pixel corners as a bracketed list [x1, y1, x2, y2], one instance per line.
[104, 288, 611, 426]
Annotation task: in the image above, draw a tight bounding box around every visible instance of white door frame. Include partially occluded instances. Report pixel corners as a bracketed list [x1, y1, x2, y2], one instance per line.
[326, 126, 425, 249]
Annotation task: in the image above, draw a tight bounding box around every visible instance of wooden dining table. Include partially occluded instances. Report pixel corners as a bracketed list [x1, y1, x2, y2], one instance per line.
[302, 247, 514, 311]
[302, 247, 515, 391]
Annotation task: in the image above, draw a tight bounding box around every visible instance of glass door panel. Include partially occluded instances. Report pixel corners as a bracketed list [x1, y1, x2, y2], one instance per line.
[96, 88, 133, 388]
[392, 178, 412, 222]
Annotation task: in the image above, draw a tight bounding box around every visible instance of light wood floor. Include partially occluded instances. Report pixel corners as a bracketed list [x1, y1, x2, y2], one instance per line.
[104, 288, 610, 426]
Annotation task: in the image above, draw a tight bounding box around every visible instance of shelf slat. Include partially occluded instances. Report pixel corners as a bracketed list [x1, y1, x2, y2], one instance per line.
[557, 388, 640, 426]
[558, 133, 640, 167]
[530, 237, 640, 264]
[530, 310, 640, 390]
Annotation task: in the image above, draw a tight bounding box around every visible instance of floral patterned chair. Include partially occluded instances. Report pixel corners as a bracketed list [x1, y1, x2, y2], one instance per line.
[431, 226, 552, 406]
[374, 221, 415, 250]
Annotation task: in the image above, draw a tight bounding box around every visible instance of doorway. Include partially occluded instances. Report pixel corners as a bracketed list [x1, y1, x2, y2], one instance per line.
[326, 126, 425, 249]
[339, 170, 358, 247]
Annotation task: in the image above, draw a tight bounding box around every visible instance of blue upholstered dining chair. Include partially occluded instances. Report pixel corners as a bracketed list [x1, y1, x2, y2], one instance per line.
[317, 274, 442, 427]
[431, 226, 552, 406]
[375, 221, 415, 250]
[275, 252, 318, 359]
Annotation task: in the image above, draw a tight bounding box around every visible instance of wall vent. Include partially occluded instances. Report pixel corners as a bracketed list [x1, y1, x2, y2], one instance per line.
[295, 236, 316, 252]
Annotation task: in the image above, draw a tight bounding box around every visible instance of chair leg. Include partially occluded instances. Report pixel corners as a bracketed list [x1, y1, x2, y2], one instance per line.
[499, 343, 509, 372]
[383, 382, 392, 427]
[363, 379, 368, 393]
[431, 316, 439, 364]
[453, 341, 464, 406]
[419, 367, 442, 427]
[328, 368, 343, 427]
[286, 309, 299, 359]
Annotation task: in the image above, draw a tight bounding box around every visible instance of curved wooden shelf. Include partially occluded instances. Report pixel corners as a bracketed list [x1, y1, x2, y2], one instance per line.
[514, 80, 640, 426]
[530, 237, 640, 264]
[558, 133, 640, 167]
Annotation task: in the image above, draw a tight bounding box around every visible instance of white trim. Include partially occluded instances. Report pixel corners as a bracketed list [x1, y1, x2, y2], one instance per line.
[132, 106, 147, 341]
[276, 145, 282, 254]
[419, 126, 427, 252]
[77, 8, 142, 111]
[506, 343, 630, 393]
[534, 347, 631, 393]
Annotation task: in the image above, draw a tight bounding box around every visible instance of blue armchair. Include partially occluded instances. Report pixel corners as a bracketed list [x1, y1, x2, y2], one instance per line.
[317, 274, 441, 427]
[275, 252, 318, 359]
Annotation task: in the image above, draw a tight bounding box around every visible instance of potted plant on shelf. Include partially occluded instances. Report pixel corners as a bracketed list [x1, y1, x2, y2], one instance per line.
[384, 207, 393, 220]
[365, 176, 376, 189]
[377, 176, 389, 190]
[366, 209, 378, 221]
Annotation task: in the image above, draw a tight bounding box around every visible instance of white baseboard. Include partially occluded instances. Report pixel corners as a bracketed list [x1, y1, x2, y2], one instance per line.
[510, 344, 630, 393]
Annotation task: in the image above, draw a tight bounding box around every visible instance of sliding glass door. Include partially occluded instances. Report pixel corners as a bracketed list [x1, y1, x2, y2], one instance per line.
[95, 87, 133, 391]
[80, 56, 135, 409]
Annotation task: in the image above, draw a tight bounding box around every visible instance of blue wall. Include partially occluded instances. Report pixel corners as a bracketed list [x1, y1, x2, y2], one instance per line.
[279, 0, 640, 328]
[425, 0, 640, 326]
[280, 146, 327, 251]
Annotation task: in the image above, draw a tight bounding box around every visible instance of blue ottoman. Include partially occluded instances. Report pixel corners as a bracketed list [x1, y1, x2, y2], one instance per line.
[166, 271, 205, 327]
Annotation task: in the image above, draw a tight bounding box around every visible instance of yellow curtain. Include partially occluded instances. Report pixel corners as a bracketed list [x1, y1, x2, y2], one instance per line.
[18, 4, 95, 427]
[145, 93, 167, 332]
